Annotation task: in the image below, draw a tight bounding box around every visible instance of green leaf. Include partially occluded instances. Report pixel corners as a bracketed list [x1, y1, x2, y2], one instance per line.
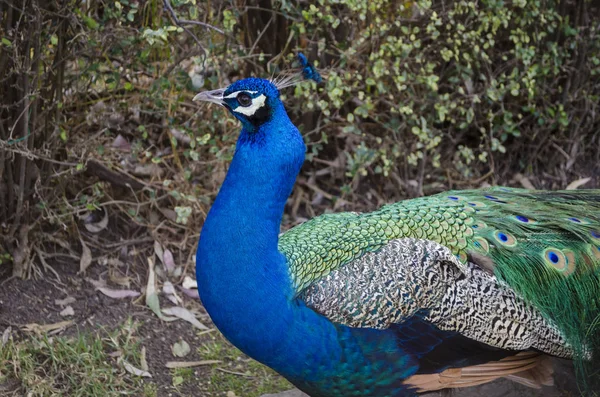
[83, 15, 99, 30]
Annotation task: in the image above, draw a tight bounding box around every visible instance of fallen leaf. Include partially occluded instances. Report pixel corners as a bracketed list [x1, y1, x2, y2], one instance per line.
[97, 287, 140, 299]
[162, 306, 208, 329]
[159, 208, 178, 222]
[182, 276, 197, 289]
[172, 266, 183, 278]
[2, 326, 11, 347]
[173, 375, 184, 387]
[513, 173, 535, 190]
[122, 359, 151, 378]
[163, 281, 182, 305]
[79, 237, 92, 273]
[566, 177, 591, 190]
[154, 241, 164, 264]
[55, 297, 76, 306]
[108, 272, 131, 288]
[84, 208, 109, 233]
[163, 249, 175, 273]
[60, 306, 74, 317]
[170, 128, 191, 145]
[22, 320, 73, 333]
[165, 360, 221, 369]
[171, 339, 191, 357]
[112, 134, 131, 151]
[146, 257, 177, 322]
[132, 164, 163, 178]
[86, 277, 107, 289]
[178, 286, 199, 299]
[140, 346, 149, 371]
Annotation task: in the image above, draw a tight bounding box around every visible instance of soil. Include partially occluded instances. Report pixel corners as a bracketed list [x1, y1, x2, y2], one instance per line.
[0, 261, 213, 397]
[0, 260, 581, 397]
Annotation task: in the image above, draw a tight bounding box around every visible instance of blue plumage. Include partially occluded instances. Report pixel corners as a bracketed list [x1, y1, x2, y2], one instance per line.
[193, 66, 588, 395]
[297, 53, 322, 83]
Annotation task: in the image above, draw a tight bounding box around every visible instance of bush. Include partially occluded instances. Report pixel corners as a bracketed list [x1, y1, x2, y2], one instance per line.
[0, 0, 598, 278]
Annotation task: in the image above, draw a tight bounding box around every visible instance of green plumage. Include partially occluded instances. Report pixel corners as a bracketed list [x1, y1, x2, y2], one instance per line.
[279, 187, 600, 391]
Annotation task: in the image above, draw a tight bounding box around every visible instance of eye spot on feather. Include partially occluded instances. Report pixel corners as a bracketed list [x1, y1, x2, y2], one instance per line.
[467, 201, 486, 208]
[543, 248, 569, 272]
[473, 237, 490, 253]
[562, 250, 576, 275]
[567, 217, 591, 225]
[447, 196, 459, 200]
[591, 231, 600, 242]
[484, 195, 498, 200]
[493, 230, 517, 247]
[515, 215, 529, 223]
[472, 221, 487, 229]
[455, 252, 468, 263]
[593, 246, 600, 260]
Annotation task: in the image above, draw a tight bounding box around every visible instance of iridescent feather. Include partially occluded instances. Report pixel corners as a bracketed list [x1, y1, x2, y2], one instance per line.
[279, 187, 600, 391]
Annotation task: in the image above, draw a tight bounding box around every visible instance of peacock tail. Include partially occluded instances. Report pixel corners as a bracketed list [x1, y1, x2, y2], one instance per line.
[280, 187, 600, 390]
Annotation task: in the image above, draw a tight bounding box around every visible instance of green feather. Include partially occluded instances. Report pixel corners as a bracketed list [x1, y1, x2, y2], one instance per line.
[279, 187, 600, 391]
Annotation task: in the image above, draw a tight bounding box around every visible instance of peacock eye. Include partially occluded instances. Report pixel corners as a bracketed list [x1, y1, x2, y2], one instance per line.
[237, 93, 252, 107]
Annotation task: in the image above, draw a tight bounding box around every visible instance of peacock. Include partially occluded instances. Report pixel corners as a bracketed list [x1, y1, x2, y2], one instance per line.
[193, 55, 600, 396]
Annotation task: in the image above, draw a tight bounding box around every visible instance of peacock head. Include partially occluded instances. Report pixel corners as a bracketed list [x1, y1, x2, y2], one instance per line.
[193, 53, 322, 132]
[193, 77, 283, 132]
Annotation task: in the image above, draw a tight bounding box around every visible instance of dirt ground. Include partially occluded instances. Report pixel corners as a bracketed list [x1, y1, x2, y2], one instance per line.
[0, 261, 581, 397]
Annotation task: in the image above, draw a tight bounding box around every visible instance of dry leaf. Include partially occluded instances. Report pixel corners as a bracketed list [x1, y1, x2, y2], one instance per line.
[566, 177, 591, 190]
[84, 208, 109, 233]
[170, 128, 191, 145]
[132, 164, 163, 178]
[179, 286, 199, 299]
[60, 306, 75, 317]
[146, 257, 177, 322]
[159, 208, 178, 222]
[163, 249, 175, 273]
[97, 287, 140, 299]
[112, 134, 131, 151]
[22, 320, 73, 333]
[122, 359, 152, 378]
[171, 339, 191, 357]
[140, 346, 149, 371]
[163, 281, 182, 305]
[86, 277, 107, 289]
[55, 297, 76, 306]
[2, 326, 11, 347]
[162, 306, 208, 329]
[108, 272, 131, 288]
[514, 173, 536, 190]
[165, 360, 221, 369]
[182, 276, 197, 289]
[154, 241, 164, 263]
[79, 237, 92, 274]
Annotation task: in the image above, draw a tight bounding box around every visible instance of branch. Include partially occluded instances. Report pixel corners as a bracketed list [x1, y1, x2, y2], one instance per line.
[162, 0, 225, 57]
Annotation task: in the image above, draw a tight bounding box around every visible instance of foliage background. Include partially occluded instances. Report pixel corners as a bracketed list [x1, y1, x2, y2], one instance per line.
[1, 0, 599, 278]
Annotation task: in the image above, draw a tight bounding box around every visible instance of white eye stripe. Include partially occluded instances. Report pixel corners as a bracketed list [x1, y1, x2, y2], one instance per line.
[232, 94, 267, 116]
[223, 90, 258, 99]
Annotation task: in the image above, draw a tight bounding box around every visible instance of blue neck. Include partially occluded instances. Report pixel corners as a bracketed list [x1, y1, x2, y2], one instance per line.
[196, 103, 311, 367]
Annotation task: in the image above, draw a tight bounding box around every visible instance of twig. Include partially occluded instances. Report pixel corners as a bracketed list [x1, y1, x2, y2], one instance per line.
[162, 0, 225, 64]
[216, 368, 255, 377]
[249, 14, 274, 55]
[163, 0, 225, 35]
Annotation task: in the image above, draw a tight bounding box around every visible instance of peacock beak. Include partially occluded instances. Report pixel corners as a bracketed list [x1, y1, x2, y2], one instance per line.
[193, 88, 226, 106]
